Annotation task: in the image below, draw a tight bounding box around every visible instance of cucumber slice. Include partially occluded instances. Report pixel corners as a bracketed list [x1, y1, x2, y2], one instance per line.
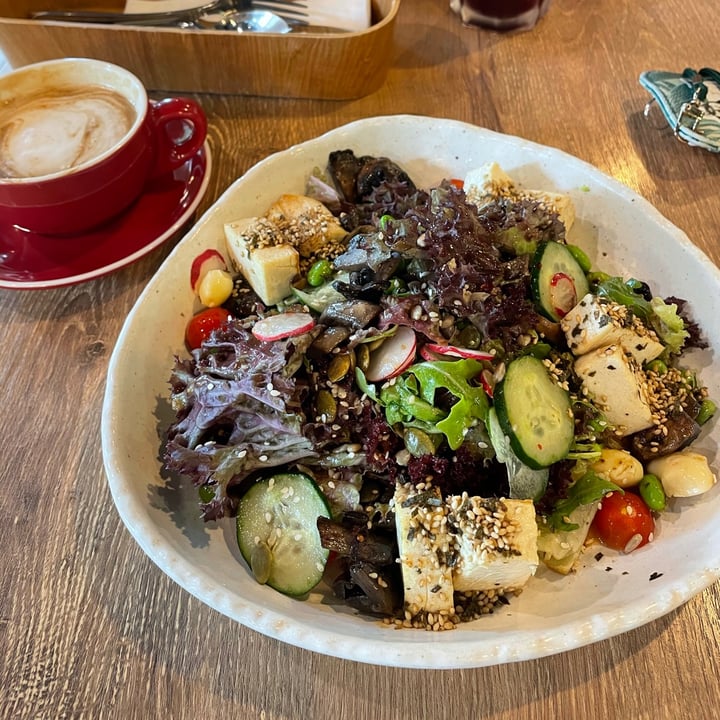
[291, 282, 346, 313]
[493, 355, 574, 469]
[531, 241, 590, 321]
[487, 407, 549, 500]
[236, 472, 331, 597]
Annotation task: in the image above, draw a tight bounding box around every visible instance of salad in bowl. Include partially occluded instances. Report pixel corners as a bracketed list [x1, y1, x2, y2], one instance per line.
[162, 149, 716, 631]
[102, 116, 720, 667]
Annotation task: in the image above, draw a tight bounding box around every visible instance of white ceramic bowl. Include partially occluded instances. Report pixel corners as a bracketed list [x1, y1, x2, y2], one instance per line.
[101, 115, 720, 669]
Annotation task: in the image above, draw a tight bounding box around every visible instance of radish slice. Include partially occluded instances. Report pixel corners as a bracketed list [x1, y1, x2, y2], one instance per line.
[480, 368, 495, 398]
[419, 345, 444, 362]
[424, 343, 495, 361]
[190, 249, 227, 291]
[365, 326, 417, 382]
[252, 313, 315, 341]
[549, 272, 577, 319]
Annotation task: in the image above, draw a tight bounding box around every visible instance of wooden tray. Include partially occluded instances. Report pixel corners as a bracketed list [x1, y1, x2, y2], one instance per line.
[0, 0, 399, 98]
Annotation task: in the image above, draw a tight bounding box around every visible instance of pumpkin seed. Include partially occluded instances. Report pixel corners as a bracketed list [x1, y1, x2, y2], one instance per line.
[328, 352, 353, 383]
[316, 389, 337, 421]
[356, 344, 370, 371]
[367, 336, 387, 352]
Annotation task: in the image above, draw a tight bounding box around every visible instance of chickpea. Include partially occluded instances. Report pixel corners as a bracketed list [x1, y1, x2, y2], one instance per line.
[590, 448, 644, 488]
[647, 450, 717, 497]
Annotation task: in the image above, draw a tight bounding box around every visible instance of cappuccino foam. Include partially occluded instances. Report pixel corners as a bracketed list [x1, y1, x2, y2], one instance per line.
[0, 85, 136, 179]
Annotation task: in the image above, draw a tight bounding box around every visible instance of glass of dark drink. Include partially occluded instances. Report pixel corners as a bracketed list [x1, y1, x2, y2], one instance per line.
[450, 0, 551, 32]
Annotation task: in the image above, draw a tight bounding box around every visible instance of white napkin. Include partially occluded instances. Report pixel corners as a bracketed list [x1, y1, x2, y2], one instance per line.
[124, 0, 372, 32]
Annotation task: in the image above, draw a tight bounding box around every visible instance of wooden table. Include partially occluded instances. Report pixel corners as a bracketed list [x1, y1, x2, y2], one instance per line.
[2, 1, 719, 717]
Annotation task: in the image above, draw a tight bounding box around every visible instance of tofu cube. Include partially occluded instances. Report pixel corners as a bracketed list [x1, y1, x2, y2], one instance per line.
[264, 193, 346, 258]
[574, 344, 654, 436]
[562, 294, 664, 364]
[393, 483, 455, 618]
[224, 217, 299, 306]
[526, 189, 576, 232]
[464, 162, 575, 231]
[447, 495, 539, 593]
[464, 162, 515, 204]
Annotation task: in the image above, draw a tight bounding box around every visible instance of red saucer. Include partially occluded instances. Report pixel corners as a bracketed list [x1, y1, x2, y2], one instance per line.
[0, 142, 211, 290]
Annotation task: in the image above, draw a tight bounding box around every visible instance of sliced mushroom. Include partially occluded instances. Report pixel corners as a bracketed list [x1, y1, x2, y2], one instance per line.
[631, 410, 701, 462]
[319, 300, 381, 331]
[308, 325, 352, 357]
[317, 515, 396, 566]
[356, 156, 416, 198]
[333, 225, 401, 280]
[327, 149, 365, 202]
[332, 226, 379, 271]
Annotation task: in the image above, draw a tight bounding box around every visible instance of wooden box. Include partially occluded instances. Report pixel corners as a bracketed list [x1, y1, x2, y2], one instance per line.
[0, 0, 399, 98]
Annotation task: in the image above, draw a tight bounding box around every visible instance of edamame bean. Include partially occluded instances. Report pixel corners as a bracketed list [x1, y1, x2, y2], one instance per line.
[696, 398, 716, 425]
[588, 271, 611, 285]
[646, 359, 668, 375]
[523, 342, 551, 359]
[456, 325, 482, 349]
[566, 244, 592, 273]
[307, 259, 333, 287]
[379, 214, 394, 232]
[639, 473, 667, 511]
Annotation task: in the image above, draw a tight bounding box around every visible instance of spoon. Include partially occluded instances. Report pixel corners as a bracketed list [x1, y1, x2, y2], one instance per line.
[32, 0, 308, 25]
[198, 9, 293, 33]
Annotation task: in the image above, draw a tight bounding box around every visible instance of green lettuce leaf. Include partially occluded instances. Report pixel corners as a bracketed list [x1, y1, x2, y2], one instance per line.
[548, 471, 622, 531]
[596, 277, 688, 353]
[362, 358, 489, 451]
[650, 296, 689, 354]
[380, 374, 446, 427]
[405, 359, 489, 450]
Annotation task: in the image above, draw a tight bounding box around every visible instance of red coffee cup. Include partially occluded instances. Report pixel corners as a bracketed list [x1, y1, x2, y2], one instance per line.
[0, 57, 207, 236]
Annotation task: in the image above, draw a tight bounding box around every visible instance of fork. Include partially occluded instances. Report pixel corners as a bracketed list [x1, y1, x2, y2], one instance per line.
[32, 0, 308, 25]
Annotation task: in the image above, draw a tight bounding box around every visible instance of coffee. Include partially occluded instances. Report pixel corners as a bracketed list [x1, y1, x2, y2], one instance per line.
[0, 85, 136, 179]
[0, 58, 207, 236]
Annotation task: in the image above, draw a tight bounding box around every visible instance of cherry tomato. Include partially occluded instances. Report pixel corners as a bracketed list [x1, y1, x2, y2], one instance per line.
[185, 307, 232, 350]
[591, 491, 655, 553]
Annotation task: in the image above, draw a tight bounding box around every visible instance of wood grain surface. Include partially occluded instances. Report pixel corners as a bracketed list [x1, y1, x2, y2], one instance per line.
[0, 1, 400, 98]
[1, 1, 719, 718]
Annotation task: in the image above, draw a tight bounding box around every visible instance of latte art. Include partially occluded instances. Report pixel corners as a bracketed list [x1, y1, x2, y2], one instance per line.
[0, 86, 136, 179]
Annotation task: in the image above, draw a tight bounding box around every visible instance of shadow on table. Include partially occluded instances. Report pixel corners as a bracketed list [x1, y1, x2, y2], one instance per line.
[391, 13, 517, 72]
[625, 102, 720, 186]
[147, 394, 214, 549]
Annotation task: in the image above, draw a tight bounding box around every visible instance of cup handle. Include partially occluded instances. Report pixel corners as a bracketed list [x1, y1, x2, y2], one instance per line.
[149, 97, 208, 178]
